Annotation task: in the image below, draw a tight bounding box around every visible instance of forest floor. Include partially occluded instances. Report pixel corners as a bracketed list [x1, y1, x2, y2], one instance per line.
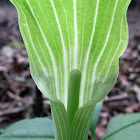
[0, 2, 140, 140]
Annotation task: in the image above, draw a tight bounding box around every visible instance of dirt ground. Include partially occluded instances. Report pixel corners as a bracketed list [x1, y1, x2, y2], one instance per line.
[0, 2, 140, 140]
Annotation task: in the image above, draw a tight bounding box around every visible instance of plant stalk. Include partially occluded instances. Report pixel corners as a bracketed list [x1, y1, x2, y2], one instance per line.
[67, 69, 81, 125]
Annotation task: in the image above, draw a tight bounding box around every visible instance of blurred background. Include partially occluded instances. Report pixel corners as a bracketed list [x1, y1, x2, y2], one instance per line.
[0, 0, 140, 139]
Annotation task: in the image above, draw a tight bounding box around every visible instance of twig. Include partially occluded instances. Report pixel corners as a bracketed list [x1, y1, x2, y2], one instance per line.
[3, 71, 12, 83]
[104, 93, 128, 102]
[6, 91, 23, 102]
[0, 107, 25, 117]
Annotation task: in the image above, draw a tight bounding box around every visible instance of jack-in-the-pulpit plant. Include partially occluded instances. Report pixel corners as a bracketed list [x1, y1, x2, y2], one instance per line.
[10, 0, 131, 139]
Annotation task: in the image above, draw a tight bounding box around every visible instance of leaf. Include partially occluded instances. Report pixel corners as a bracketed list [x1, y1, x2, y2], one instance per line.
[50, 101, 70, 140]
[90, 101, 103, 139]
[10, 0, 131, 140]
[102, 113, 140, 140]
[10, 41, 25, 48]
[71, 103, 95, 140]
[0, 117, 55, 140]
[10, 0, 131, 107]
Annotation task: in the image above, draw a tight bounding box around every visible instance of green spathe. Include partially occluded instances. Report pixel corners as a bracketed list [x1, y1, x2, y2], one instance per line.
[10, 0, 131, 139]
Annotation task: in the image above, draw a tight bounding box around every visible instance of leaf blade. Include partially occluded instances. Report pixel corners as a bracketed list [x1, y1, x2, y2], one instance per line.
[90, 101, 103, 139]
[102, 113, 140, 140]
[0, 117, 55, 140]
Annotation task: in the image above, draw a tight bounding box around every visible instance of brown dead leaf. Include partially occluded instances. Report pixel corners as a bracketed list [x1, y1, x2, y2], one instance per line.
[95, 126, 106, 139]
[133, 85, 140, 102]
[125, 103, 140, 113]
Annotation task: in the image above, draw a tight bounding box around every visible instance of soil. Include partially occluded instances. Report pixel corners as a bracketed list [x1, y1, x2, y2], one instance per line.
[0, 2, 140, 140]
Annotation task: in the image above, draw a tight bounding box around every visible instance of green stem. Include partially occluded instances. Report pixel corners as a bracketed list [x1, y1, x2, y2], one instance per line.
[90, 101, 103, 140]
[67, 69, 81, 125]
[91, 134, 95, 140]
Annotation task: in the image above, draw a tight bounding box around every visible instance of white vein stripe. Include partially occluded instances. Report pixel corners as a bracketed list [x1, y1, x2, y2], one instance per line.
[97, 12, 124, 82]
[26, 25, 49, 79]
[102, 41, 123, 82]
[73, 109, 87, 140]
[51, 103, 61, 139]
[26, 0, 60, 99]
[80, 0, 100, 106]
[60, 2, 72, 70]
[89, 0, 119, 98]
[36, 37, 55, 94]
[21, 29, 51, 93]
[79, 107, 91, 139]
[110, 64, 118, 82]
[22, 30, 53, 96]
[18, 14, 54, 98]
[50, 0, 68, 108]
[37, 2, 63, 98]
[60, 105, 69, 139]
[83, 107, 94, 140]
[73, 0, 78, 68]
[56, 106, 64, 140]
[17, 4, 50, 83]
[102, 4, 127, 82]
[79, 2, 88, 69]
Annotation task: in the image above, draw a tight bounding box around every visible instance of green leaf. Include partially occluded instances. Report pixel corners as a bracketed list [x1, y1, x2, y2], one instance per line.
[90, 101, 103, 140]
[10, 41, 25, 48]
[10, 0, 131, 107]
[0, 117, 55, 140]
[10, 0, 131, 140]
[50, 101, 70, 140]
[102, 113, 140, 140]
[71, 103, 95, 140]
